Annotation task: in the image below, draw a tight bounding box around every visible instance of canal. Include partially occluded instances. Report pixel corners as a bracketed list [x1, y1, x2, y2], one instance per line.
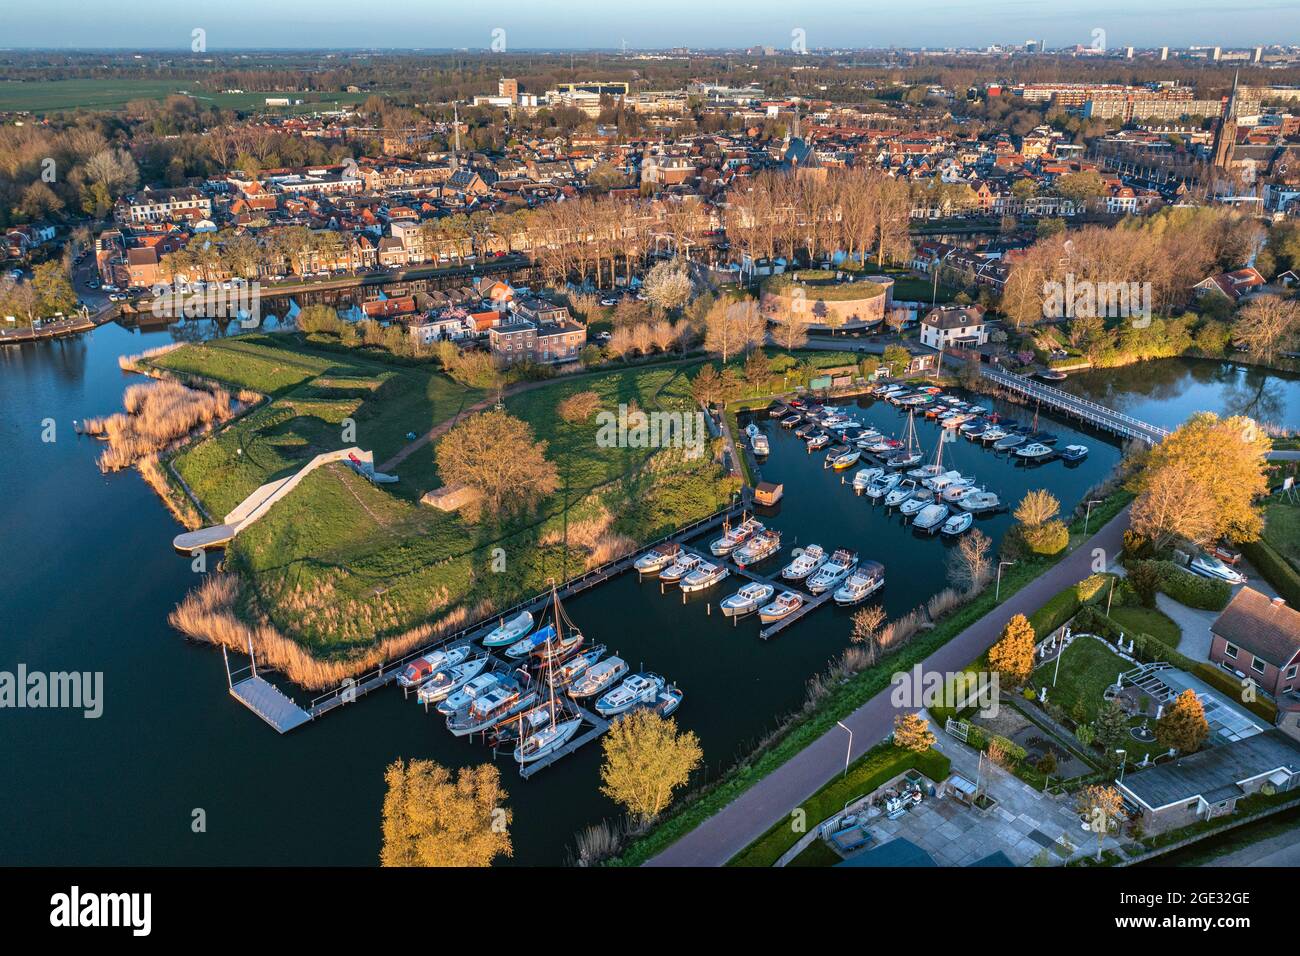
[1, 330, 1289, 866]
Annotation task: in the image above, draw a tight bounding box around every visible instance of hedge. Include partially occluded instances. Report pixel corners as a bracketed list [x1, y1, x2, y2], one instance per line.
[728, 744, 951, 867]
[1028, 573, 1112, 638]
[1127, 559, 1231, 611]
[1240, 539, 1300, 609]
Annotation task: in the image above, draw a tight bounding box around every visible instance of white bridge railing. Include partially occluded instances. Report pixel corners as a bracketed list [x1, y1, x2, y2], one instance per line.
[979, 367, 1169, 444]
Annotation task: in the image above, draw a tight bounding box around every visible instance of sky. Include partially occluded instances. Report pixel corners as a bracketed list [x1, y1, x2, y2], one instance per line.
[4, 0, 1299, 51]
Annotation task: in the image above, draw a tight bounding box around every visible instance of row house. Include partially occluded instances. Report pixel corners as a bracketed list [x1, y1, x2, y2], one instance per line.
[122, 187, 212, 224]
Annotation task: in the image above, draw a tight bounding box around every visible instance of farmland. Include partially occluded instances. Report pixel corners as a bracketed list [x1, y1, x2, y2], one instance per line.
[0, 78, 383, 113]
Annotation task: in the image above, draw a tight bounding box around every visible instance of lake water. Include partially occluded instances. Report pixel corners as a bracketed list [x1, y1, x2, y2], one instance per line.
[0, 330, 1274, 865]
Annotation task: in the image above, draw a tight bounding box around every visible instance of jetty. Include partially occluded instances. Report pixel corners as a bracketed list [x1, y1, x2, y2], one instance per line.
[516, 706, 610, 780]
[978, 366, 1170, 446]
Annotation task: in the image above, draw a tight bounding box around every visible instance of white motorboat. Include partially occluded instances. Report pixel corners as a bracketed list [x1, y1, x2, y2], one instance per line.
[447, 678, 539, 736]
[1058, 444, 1089, 462]
[710, 516, 762, 556]
[758, 590, 804, 624]
[504, 623, 559, 660]
[806, 432, 831, 450]
[1015, 442, 1054, 461]
[864, 472, 902, 501]
[397, 643, 472, 688]
[852, 467, 884, 493]
[416, 654, 490, 705]
[898, 491, 933, 517]
[595, 673, 666, 718]
[992, 431, 1026, 450]
[681, 560, 730, 593]
[768, 404, 790, 419]
[745, 423, 760, 439]
[568, 656, 628, 699]
[925, 471, 973, 493]
[659, 552, 703, 585]
[480, 611, 535, 648]
[751, 433, 770, 456]
[833, 561, 885, 606]
[942, 482, 976, 504]
[550, 645, 605, 686]
[781, 544, 827, 580]
[734, 529, 781, 568]
[808, 548, 858, 594]
[941, 511, 974, 537]
[515, 716, 583, 764]
[912, 503, 950, 533]
[634, 542, 682, 575]
[720, 582, 776, 617]
[958, 488, 1001, 514]
[780, 413, 802, 428]
[884, 478, 917, 508]
[436, 672, 502, 716]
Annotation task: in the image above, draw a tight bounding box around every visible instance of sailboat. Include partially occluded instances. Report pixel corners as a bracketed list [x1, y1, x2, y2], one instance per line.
[884, 409, 923, 469]
[515, 597, 585, 765]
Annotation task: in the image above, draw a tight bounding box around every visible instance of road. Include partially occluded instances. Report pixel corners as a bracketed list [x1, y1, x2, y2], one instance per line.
[1201, 824, 1300, 867]
[645, 504, 1132, 867]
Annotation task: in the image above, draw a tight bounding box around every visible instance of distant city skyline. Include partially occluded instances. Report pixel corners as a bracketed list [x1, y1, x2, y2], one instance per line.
[5, 0, 1300, 51]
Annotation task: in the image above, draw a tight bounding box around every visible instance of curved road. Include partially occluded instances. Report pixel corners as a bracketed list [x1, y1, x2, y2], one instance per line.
[646, 504, 1132, 867]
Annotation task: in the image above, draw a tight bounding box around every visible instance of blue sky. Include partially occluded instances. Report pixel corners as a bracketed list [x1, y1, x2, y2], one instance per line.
[5, 0, 1299, 50]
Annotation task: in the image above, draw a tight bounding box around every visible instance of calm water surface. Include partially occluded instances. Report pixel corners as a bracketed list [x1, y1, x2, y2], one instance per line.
[7, 330, 1258, 865]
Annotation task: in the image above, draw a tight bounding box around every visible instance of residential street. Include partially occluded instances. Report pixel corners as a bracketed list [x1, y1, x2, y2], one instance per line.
[646, 505, 1132, 867]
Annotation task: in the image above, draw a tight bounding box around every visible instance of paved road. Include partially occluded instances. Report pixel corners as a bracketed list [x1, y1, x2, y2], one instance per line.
[1202, 824, 1300, 867]
[645, 504, 1132, 867]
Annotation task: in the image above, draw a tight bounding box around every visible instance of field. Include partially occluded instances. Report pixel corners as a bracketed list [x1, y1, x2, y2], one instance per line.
[1033, 636, 1129, 725]
[1108, 605, 1182, 650]
[0, 79, 383, 114]
[152, 337, 735, 659]
[150, 334, 483, 515]
[1264, 502, 1300, 572]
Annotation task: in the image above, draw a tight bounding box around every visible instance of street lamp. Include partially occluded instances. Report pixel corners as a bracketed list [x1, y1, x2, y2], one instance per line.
[1115, 749, 1127, 784]
[1083, 498, 1103, 536]
[996, 560, 1015, 601]
[837, 721, 853, 778]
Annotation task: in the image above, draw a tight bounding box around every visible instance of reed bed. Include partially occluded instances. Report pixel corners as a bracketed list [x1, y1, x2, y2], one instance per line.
[138, 454, 204, 530]
[169, 574, 482, 689]
[82, 380, 234, 472]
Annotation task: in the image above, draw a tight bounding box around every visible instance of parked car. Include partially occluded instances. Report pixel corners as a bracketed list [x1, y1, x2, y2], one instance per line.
[1189, 554, 1246, 586]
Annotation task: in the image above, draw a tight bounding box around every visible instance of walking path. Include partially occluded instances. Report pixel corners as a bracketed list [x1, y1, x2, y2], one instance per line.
[645, 504, 1132, 867]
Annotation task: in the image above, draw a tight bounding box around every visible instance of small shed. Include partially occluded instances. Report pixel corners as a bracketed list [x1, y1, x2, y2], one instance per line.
[754, 481, 784, 506]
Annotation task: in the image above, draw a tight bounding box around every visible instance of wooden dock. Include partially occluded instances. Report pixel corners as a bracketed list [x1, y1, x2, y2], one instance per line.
[517, 706, 610, 780]
[978, 366, 1169, 446]
[759, 590, 834, 640]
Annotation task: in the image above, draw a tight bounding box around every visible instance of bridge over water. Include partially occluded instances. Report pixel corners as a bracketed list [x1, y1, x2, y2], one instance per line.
[978, 366, 1171, 446]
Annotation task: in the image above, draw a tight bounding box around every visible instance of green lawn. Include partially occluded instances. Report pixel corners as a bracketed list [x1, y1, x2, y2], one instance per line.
[0, 79, 384, 114]
[1034, 636, 1130, 725]
[787, 839, 843, 867]
[1108, 605, 1182, 650]
[1264, 503, 1300, 572]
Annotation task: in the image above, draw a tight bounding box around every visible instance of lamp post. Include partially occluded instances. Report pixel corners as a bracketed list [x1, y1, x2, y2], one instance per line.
[1083, 498, 1103, 537]
[996, 560, 1015, 602]
[1116, 749, 1127, 785]
[837, 721, 853, 778]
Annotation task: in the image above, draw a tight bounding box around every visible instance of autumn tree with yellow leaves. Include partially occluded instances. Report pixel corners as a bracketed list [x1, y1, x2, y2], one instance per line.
[599, 710, 702, 823]
[380, 759, 512, 867]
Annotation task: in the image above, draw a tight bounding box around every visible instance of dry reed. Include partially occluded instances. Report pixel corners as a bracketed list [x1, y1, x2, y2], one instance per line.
[83, 380, 234, 473]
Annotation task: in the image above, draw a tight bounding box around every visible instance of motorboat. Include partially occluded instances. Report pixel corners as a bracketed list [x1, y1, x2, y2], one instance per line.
[828, 418, 862, 432]
[823, 444, 851, 467]
[866, 437, 901, 455]
[710, 516, 762, 556]
[795, 421, 819, 439]
[416, 654, 490, 705]
[745, 423, 760, 440]
[833, 561, 885, 606]
[550, 645, 605, 686]
[992, 431, 1026, 451]
[650, 685, 684, 717]
[397, 643, 472, 688]
[1190, 553, 1247, 585]
[1015, 442, 1055, 461]
[436, 672, 502, 716]
[1058, 444, 1089, 462]
[447, 678, 539, 736]
[924, 470, 970, 492]
[1027, 431, 1059, 446]
[595, 672, 666, 718]
[808, 548, 858, 594]
[515, 716, 583, 764]
[681, 560, 730, 593]
[958, 488, 1001, 514]
[806, 432, 831, 450]
[852, 467, 885, 493]
[491, 699, 564, 746]
[720, 581, 776, 617]
[941, 511, 974, 537]
[480, 611, 535, 648]
[942, 483, 976, 504]
[781, 544, 827, 580]
[863, 472, 902, 501]
[885, 450, 923, 469]
[659, 552, 703, 585]
[733, 529, 781, 568]
[978, 426, 1006, 444]
[912, 502, 950, 534]
[751, 433, 770, 456]
[898, 491, 933, 518]
[780, 413, 802, 428]
[884, 478, 918, 508]
[769, 404, 790, 419]
[758, 590, 804, 624]
[505, 623, 562, 660]
[634, 541, 682, 575]
[568, 656, 628, 699]
[828, 447, 861, 470]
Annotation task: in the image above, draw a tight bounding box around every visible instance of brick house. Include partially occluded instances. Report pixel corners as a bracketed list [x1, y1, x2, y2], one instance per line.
[488, 297, 586, 366]
[1209, 588, 1300, 697]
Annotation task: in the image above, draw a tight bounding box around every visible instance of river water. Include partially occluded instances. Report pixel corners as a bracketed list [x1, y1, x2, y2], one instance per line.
[3, 330, 1292, 865]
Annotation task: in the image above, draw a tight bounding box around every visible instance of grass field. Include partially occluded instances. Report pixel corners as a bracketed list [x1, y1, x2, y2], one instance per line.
[1108, 605, 1182, 650]
[1034, 636, 1129, 725]
[0, 79, 383, 113]
[152, 334, 482, 515]
[1264, 502, 1300, 572]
